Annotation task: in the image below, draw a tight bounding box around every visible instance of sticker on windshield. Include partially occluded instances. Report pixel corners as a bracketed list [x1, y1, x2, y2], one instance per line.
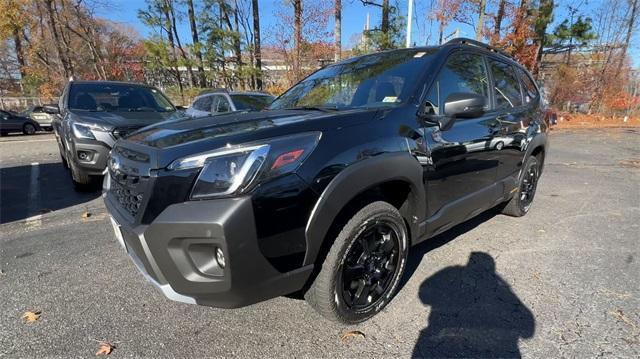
[382, 96, 398, 103]
[414, 52, 426, 58]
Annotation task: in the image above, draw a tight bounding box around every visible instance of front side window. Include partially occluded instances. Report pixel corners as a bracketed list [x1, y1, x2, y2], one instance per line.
[269, 49, 436, 110]
[425, 52, 490, 115]
[193, 96, 213, 112]
[490, 60, 523, 109]
[68, 83, 175, 113]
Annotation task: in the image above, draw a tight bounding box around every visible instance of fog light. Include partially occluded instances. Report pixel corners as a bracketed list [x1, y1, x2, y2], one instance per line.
[216, 247, 226, 269]
[77, 150, 93, 161]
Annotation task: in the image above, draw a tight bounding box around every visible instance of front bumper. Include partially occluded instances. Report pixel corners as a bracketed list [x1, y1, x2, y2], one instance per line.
[71, 140, 111, 176]
[105, 195, 314, 308]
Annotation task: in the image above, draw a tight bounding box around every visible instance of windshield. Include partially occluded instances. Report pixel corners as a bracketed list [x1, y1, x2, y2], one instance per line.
[68, 83, 175, 113]
[269, 49, 436, 110]
[230, 94, 274, 111]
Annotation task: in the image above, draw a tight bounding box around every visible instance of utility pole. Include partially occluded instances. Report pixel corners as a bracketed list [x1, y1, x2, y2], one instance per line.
[406, 0, 413, 48]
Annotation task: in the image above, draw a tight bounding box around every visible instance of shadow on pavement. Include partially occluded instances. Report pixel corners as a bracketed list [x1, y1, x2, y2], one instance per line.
[0, 162, 100, 224]
[411, 252, 535, 358]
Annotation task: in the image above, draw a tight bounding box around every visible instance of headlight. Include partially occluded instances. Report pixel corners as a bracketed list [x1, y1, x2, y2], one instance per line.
[72, 123, 96, 139]
[168, 132, 321, 199]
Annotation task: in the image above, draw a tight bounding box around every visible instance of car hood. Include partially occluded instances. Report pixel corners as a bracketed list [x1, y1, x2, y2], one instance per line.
[122, 108, 381, 169]
[69, 110, 183, 129]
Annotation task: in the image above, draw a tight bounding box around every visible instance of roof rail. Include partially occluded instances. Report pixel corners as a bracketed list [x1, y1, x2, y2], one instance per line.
[197, 88, 229, 96]
[445, 37, 515, 60]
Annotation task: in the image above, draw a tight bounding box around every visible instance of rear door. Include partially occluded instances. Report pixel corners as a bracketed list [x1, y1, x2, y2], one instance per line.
[422, 51, 501, 219]
[0, 111, 22, 131]
[487, 58, 530, 180]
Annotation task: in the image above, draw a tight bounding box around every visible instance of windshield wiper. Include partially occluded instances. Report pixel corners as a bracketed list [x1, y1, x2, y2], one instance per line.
[286, 106, 340, 112]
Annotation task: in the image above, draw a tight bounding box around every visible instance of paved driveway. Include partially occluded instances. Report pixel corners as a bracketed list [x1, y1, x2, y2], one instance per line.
[1, 129, 638, 357]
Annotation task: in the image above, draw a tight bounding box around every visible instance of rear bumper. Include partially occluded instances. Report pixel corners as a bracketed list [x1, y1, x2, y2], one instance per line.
[105, 195, 314, 308]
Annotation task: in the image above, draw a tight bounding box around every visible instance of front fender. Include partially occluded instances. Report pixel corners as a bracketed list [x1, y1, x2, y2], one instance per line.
[303, 152, 425, 266]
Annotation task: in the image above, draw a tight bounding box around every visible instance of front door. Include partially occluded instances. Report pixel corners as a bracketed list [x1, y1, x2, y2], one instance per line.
[421, 51, 502, 223]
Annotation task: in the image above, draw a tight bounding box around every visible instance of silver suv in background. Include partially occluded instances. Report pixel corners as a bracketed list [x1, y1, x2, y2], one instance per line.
[185, 89, 274, 118]
[23, 105, 56, 130]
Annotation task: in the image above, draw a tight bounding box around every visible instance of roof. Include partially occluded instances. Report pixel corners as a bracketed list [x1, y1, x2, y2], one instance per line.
[69, 80, 152, 88]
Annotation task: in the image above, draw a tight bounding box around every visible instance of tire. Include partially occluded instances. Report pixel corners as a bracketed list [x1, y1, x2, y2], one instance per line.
[69, 159, 95, 191]
[501, 156, 539, 217]
[23, 123, 36, 135]
[305, 201, 409, 324]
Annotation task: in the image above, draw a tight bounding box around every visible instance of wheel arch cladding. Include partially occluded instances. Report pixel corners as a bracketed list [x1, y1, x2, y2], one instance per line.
[303, 152, 425, 266]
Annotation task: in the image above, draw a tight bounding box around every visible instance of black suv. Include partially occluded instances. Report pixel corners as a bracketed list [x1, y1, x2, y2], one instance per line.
[49, 81, 183, 188]
[104, 39, 549, 323]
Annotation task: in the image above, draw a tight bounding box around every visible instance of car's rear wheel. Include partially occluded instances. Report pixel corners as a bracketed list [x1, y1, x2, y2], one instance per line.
[23, 123, 36, 135]
[305, 201, 408, 324]
[501, 156, 539, 217]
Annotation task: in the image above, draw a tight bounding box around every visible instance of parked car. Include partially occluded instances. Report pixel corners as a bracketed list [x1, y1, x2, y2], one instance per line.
[23, 105, 56, 131]
[104, 38, 549, 324]
[0, 110, 41, 135]
[185, 89, 274, 118]
[49, 80, 185, 189]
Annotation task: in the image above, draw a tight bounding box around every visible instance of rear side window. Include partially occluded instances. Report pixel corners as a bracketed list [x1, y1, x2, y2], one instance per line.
[193, 96, 213, 112]
[517, 68, 539, 104]
[425, 52, 490, 115]
[214, 96, 231, 112]
[490, 59, 523, 109]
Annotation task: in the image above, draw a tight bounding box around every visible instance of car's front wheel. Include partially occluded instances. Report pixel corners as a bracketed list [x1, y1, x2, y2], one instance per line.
[305, 201, 408, 324]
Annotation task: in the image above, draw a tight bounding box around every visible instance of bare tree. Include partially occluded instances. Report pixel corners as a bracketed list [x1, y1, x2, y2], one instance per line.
[293, 0, 302, 80]
[186, 0, 206, 87]
[476, 0, 486, 41]
[616, 0, 638, 76]
[252, 0, 262, 89]
[335, 0, 341, 61]
[491, 0, 506, 45]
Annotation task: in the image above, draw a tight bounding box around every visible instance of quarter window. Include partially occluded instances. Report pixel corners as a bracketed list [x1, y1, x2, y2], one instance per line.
[215, 96, 231, 112]
[490, 60, 523, 109]
[517, 68, 539, 104]
[425, 52, 489, 116]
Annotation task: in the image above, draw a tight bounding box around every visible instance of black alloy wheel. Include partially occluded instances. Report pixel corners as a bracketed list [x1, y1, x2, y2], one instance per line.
[519, 163, 539, 212]
[338, 220, 400, 311]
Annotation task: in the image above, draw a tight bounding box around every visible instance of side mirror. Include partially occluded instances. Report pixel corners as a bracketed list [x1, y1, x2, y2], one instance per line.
[43, 104, 60, 114]
[443, 92, 486, 118]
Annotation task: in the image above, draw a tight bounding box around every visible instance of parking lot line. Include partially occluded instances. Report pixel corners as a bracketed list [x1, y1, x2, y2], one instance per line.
[0, 138, 56, 144]
[26, 162, 41, 228]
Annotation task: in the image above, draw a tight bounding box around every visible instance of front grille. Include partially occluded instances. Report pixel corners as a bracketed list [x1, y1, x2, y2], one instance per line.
[111, 175, 145, 218]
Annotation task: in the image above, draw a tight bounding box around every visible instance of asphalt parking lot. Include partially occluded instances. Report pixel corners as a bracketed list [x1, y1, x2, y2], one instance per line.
[0, 129, 638, 358]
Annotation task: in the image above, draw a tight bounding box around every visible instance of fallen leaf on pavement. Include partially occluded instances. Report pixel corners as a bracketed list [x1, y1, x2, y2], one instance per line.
[341, 330, 365, 342]
[22, 310, 41, 323]
[609, 309, 637, 329]
[82, 211, 92, 219]
[96, 342, 115, 356]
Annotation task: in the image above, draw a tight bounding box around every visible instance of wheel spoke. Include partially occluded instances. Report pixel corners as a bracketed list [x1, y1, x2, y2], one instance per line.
[342, 264, 365, 284]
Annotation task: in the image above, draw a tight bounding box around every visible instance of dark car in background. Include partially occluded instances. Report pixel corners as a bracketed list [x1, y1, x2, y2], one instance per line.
[49, 80, 184, 189]
[22, 105, 56, 131]
[0, 110, 40, 135]
[185, 89, 274, 118]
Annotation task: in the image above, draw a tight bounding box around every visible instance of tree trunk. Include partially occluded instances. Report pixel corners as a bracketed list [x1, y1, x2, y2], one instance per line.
[44, 0, 73, 78]
[293, 0, 302, 81]
[381, 0, 389, 48]
[492, 0, 506, 45]
[616, 0, 638, 76]
[167, 0, 196, 87]
[187, 0, 207, 87]
[161, 0, 183, 101]
[233, 0, 243, 88]
[476, 0, 486, 41]
[335, 0, 342, 62]
[12, 27, 27, 81]
[252, 0, 262, 90]
[533, 0, 554, 76]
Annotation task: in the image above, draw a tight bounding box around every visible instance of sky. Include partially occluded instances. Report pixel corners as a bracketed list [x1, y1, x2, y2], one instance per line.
[97, 0, 639, 67]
